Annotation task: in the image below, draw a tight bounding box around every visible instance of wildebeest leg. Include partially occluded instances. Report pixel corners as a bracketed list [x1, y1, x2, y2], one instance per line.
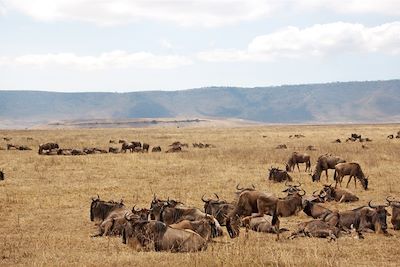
[346, 176, 353, 188]
[325, 170, 329, 181]
[297, 163, 300, 172]
[338, 195, 345, 203]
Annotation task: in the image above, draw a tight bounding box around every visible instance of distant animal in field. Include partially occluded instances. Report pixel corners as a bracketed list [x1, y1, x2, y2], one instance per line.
[286, 152, 311, 172]
[38, 143, 59, 154]
[268, 167, 292, 182]
[306, 145, 317, 151]
[17, 145, 31, 150]
[386, 196, 400, 230]
[275, 144, 287, 149]
[332, 139, 341, 143]
[142, 143, 150, 152]
[334, 162, 368, 190]
[109, 147, 119, 153]
[7, 144, 17, 150]
[311, 154, 346, 182]
[165, 146, 182, 153]
[361, 144, 368, 149]
[396, 131, 400, 138]
[26, 137, 34, 141]
[170, 141, 188, 148]
[289, 134, 305, 138]
[0, 169, 4, 181]
[109, 140, 117, 144]
[152, 146, 162, 152]
[387, 134, 394, 139]
[118, 140, 126, 143]
[3, 137, 12, 141]
[71, 149, 86, 155]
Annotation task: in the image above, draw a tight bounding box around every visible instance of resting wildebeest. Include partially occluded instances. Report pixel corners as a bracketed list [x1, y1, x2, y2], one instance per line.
[302, 200, 332, 219]
[289, 211, 341, 240]
[165, 146, 182, 153]
[268, 167, 292, 182]
[320, 184, 359, 203]
[386, 196, 400, 230]
[202, 194, 235, 225]
[286, 152, 311, 172]
[169, 215, 219, 240]
[334, 162, 368, 190]
[3, 137, 12, 141]
[241, 214, 285, 234]
[149, 196, 183, 221]
[275, 144, 287, 149]
[17, 145, 31, 150]
[108, 147, 119, 153]
[306, 145, 317, 151]
[7, 144, 17, 150]
[226, 186, 305, 238]
[122, 217, 207, 252]
[142, 143, 150, 152]
[387, 134, 394, 139]
[311, 154, 346, 182]
[326, 201, 390, 234]
[0, 169, 4, 181]
[38, 143, 59, 154]
[152, 146, 162, 152]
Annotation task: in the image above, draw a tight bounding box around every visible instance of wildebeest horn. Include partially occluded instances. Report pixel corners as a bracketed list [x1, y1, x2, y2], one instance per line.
[252, 184, 255, 189]
[153, 193, 156, 200]
[368, 200, 377, 208]
[201, 194, 208, 203]
[124, 212, 130, 221]
[294, 181, 302, 187]
[236, 183, 243, 190]
[312, 190, 319, 197]
[386, 196, 396, 204]
[214, 193, 219, 200]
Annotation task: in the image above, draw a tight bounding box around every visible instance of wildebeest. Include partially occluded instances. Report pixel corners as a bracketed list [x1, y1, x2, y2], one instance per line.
[142, 143, 150, 152]
[241, 214, 286, 234]
[311, 154, 346, 182]
[3, 137, 12, 141]
[302, 200, 332, 219]
[275, 144, 287, 149]
[386, 196, 400, 230]
[17, 145, 31, 150]
[38, 143, 59, 154]
[334, 162, 368, 190]
[202, 194, 235, 225]
[306, 145, 317, 151]
[7, 144, 17, 150]
[152, 146, 162, 152]
[169, 216, 219, 240]
[165, 146, 182, 153]
[149, 196, 183, 221]
[122, 219, 207, 252]
[118, 139, 126, 143]
[387, 134, 394, 139]
[109, 140, 117, 144]
[332, 139, 341, 143]
[108, 147, 119, 153]
[286, 152, 311, 172]
[57, 148, 72, 155]
[0, 170, 4, 181]
[327, 201, 390, 234]
[71, 149, 86, 155]
[268, 167, 292, 182]
[320, 184, 359, 203]
[289, 211, 341, 240]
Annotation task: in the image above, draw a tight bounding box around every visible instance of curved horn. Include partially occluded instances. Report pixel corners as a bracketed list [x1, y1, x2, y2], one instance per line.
[236, 183, 243, 190]
[386, 196, 395, 204]
[124, 212, 130, 221]
[312, 190, 319, 197]
[294, 181, 302, 187]
[132, 205, 137, 212]
[299, 189, 306, 196]
[252, 184, 255, 189]
[368, 200, 376, 208]
[201, 194, 208, 203]
[214, 193, 219, 200]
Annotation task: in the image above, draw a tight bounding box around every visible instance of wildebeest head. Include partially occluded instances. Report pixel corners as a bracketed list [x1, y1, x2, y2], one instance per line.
[90, 196, 124, 221]
[368, 200, 390, 233]
[282, 181, 303, 195]
[150, 195, 182, 221]
[360, 176, 369, 190]
[235, 183, 256, 196]
[132, 206, 151, 221]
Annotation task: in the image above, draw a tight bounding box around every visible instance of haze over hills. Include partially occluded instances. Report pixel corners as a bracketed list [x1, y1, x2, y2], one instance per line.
[0, 80, 399, 128]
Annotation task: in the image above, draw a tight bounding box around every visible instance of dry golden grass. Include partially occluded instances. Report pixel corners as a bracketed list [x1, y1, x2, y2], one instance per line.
[1, 124, 400, 266]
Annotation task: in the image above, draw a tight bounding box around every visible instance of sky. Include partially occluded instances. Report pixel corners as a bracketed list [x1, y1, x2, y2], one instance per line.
[0, 0, 399, 92]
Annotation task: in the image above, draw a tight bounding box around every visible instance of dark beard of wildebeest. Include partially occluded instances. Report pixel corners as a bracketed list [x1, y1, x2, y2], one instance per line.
[122, 219, 208, 252]
[325, 201, 390, 234]
[202, 194, 235, 226]
[320, 184, 359, 203]
[333, 162, 368, 190]
[386, 196, 400, 230]
[268, 167, 292, 182]
[286, 152, 311, 172]
[90, 196, 125, 222]
[225, 187, 305, 238]
[311, 154, 346, 182]
[38, 143, 59, 154]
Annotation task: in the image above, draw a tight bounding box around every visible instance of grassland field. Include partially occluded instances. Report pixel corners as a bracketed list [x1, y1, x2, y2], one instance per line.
[1, 124, 400, 266]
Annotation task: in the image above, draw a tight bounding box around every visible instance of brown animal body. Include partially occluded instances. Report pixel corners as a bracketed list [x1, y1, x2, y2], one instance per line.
[242, 214, 282, 234]
[122, 220, 207, 252]
[321, 185, 359, 203]
[286, 152, 311, 172]
[268, 167, 292, 182]
[165, 146, 182, 153]
[334, 162, 368, 190]
[142, 143, 150, 152]
[108, 147, 119, 153]
[311, 154, 346, 182]
[275, 144, 287, 149]
[152, 146, 162, 152]
[38, 143, 59, 154]
[386, 197, 400, 230]
[169, 216, 219, 240]
[202, 194, 235, 225]
[7, 144, 17, 150]
[387, 134, 394, 139]
[302, 200, 332, 219]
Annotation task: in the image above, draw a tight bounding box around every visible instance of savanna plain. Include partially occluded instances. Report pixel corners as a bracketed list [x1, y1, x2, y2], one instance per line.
[1, 124, 400, 266]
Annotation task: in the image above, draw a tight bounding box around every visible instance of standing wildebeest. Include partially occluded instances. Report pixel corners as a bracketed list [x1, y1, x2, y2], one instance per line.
[268, 167, 292, 182]
[320, 184, 359, 203]
[0, 169, 4, 181]
[122, 219, 207, 252]
[326, 201, 390, 234]
[38, 143, 59, 154]
[386, 196, 400, 230]
[289, 211, 341, 240]
[311, 154, 346, 182]
[152, 146, 162, 152]
[142, 143, 150, 152]
[286, 152, 311, 172]
[334, 162, 368, 190]
[202, 194, 235, 225]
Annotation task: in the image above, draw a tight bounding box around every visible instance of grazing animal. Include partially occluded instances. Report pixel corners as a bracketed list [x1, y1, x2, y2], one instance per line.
[386, 196, 400, 230]
[302, 200, 332, 219]
[122, 219, 207, 252]
[268, 167, 292, 182]
[121, 142, 134, 153]
[142, 143, 150, 152]
[328, 201, 390, 234]
[152, 146, 162, 152]
[202, 194, 235, 225]
[321, 184, 359, 203]
[289, 211, 341, 240]
[275, 144, 287, 149]
[286, 152, 311, 172]
[0, 170, 4, 181]
[38, 143, 59, 154]
[334, 162, 368, 190]
[311, 154, 346, 182]
[118, 139, 126, 143]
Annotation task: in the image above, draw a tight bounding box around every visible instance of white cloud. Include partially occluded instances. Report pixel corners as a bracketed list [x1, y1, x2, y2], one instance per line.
[198, 22, 400, 62]
[2, 1, 400, 27]
[0, 50, 192, 70]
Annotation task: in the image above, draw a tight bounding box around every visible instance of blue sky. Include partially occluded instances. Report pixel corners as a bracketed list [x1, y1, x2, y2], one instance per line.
[0, 0, 399, 92]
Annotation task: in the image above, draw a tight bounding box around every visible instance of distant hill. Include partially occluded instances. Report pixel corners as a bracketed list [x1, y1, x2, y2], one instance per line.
[1, 80, 400, 128]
